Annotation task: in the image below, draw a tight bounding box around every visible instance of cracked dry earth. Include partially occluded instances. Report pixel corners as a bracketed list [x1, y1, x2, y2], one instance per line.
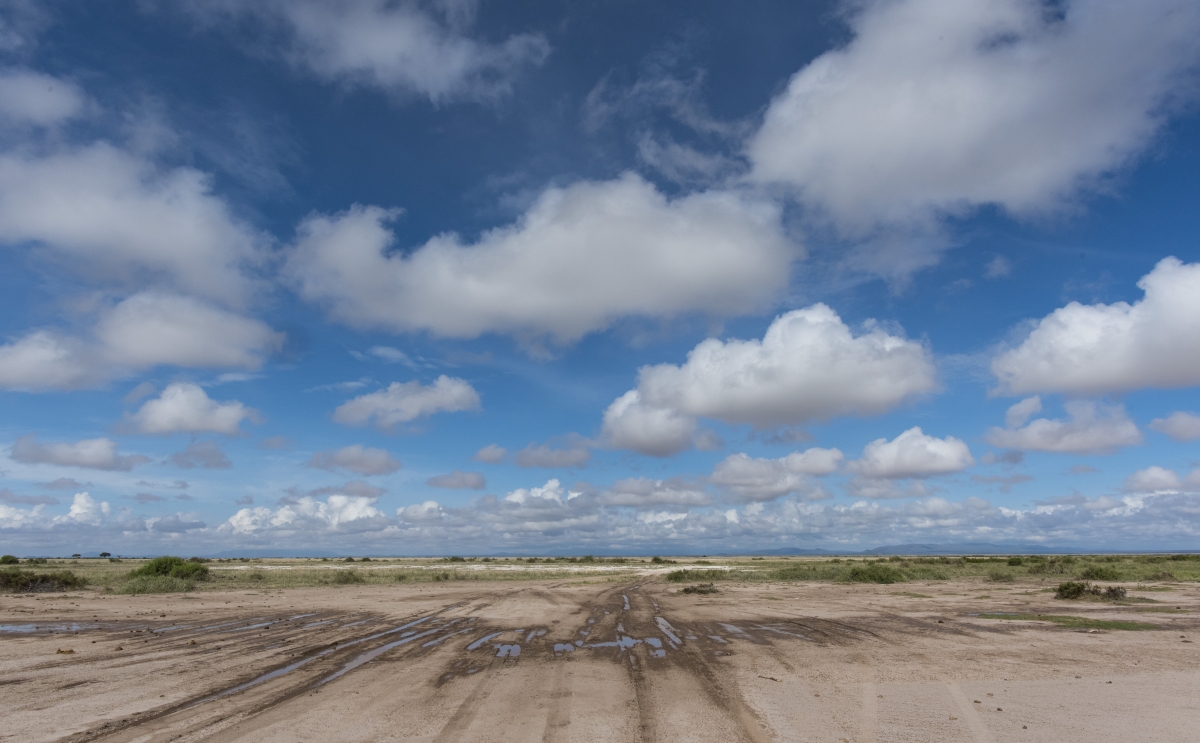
[3, 580, 1199, 742]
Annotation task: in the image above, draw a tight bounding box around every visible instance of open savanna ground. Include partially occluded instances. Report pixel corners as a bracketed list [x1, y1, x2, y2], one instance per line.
[2, 555, 1199, 742]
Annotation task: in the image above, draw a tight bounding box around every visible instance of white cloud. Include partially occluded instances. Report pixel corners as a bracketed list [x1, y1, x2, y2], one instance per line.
[0, 293, 282, 391]
[223, 494, 384, 535]
[10, 435, 149, 471]
[0, 143, 265, 307]
[603, 304, 935, 455]
[992, 257, 1200, 396]
[332, 375, 480, 431]
[710, 448, 842, 503]
[170, 441, 232, 470]
[95, 292, 283, 370]
[308, 445, 401, 476]
[398, 500, 443, 522]
[515, 436, 591, 468]
[850, 427, 974, 479]
[596, 477, 712, 508]
[984, 255, 1012, 279]
[1123, 466, 1185, 493]
[503, 478, 578, 506]
[427, 470, 485, 490]
[748, 0, 1200, 233]
[57, 492, 110, 524]
[1150, 411, 1200, 442]
[986, 400, 1142, 455]
[127, 382, 259, 435]
[188, 0, 548, 103]
[285, 174, 794, 345]
[0, 68, 84, 125]
[0, 331, 91, 390]
[472, 444, 506, 463]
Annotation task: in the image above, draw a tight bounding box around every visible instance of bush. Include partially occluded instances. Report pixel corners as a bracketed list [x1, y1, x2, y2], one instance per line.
[130, 556, 209, 581]
[1079, 565, 1120, 581]
[117, 575, 193, 594]
[1056, 582, 1127, 602]
[651, 556, 677, 564]
[332, 570, 364, 584]
[987, 569, 1015, 582]
[844, 564, 906, 584]
[0, 555, 17, 565]
[445, 556, 466, 562]
[0, 569, 86, 592]
[1056, 581, 1092, 599]
[26, 557, 48, 565]
[665, 569, 730, 583]
[1007, 557, 1024, 566]
[681, 583, 718, 594]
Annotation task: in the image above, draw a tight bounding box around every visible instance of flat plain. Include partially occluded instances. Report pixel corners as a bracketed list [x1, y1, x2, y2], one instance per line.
[2, 557, 1198, 742]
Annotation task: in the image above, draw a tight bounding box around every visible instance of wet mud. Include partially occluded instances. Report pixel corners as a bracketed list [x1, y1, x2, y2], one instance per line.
[2, 579, 1198, 742]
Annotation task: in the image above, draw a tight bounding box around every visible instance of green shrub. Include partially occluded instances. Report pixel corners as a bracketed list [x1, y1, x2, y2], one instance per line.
[1007, 557, 1024, 566]
[844, 564, 906, 584]
[445, 556, 466, 562]
[26, 557, 48, 565]
[130, 556, 209, 581]
[665, 569, 731, 583]
[681, 583, 718, 594]
[117, 575, 193, 594]
[1079, 565, 1120, 581]
[0, 569, 86, 592]
[0, 554, 18, 565]
[987, 569, 1015, 582]
[1055, 581, 1125, 601]
[1056, 581, 1094, 599]
[332, 570, 364, 584]
[246, 571, 266, 581]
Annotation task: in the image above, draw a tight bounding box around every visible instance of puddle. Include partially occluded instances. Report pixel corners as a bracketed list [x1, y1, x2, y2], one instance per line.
[423, 629, 472, 647]
[708, 635, 727, 643]
[553, 643, 575, 653]
[0, 623, 97, 634]
[151, 625, 190, 633]
[655, 617, 682, 645]
[288, 614, 316, 621]
[525, 629, 546, 643]
[303, 620, 333, 629]
[319, 628, 441, 685]
[466, 632, 503, 651]
[623, 595, 631, 611]
[495, 644, 520, 658]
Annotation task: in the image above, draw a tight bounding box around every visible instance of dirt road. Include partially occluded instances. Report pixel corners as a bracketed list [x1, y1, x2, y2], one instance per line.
[2, 579, 1197, 742]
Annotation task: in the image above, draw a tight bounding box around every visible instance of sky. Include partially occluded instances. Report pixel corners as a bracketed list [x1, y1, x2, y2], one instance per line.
[2, 0, 1200, 556]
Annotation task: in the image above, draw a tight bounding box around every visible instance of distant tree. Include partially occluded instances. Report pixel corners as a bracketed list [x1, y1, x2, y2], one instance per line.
[99, 552, 111, 558]
[71, 554, 81, 558]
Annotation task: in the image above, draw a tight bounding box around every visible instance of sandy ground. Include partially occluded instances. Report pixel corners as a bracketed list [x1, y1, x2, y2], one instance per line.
[2, 578, 1198, 743]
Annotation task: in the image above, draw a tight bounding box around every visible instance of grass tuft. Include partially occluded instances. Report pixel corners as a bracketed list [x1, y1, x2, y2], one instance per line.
[843, 563, 906, 584]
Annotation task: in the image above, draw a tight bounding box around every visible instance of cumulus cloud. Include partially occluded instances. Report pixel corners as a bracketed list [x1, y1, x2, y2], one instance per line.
[515, 436, 591, 468]
[748, 0, 1200, 233]
[398, 500, 443, 522]
[986, 399, 1142, 455]
[0, 68, 85, 125]
[307, 445, 401, 476]
[602, 304, 935, 456]
[127, 383, 259, 435]
[596, 477, 712, 508]
[10, 434, 149, 471]
[992, 258, 1200, 396]
[151, 515, 206, 532]
[332, 376, 480, 431]
[170, 441, 232, 469]
[1124, 466, 1183, 493]
[1150, 411, 1200, 442]
[427, 470, 486, 490]
[94, 292, 283, 371]
[710, 448, 842, 503]
[472, 444, 507, 463]
[851, 427, 974, 479]
[285, 174, 794, 345]
[185, 0, 549, 103]
[223, 494, 384, 534]
[0, 293, 282, 391]
[0, 144, 265, 306]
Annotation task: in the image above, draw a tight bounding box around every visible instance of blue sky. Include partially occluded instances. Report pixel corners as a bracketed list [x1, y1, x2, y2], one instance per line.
[2, 0, 1200, 555]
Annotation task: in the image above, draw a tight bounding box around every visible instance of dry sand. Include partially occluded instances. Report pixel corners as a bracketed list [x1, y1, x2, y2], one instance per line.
[2, 578, 1198, 742]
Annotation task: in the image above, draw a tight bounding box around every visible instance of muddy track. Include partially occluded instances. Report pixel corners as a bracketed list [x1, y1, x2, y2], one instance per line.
[7, 577, 1192, 742]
